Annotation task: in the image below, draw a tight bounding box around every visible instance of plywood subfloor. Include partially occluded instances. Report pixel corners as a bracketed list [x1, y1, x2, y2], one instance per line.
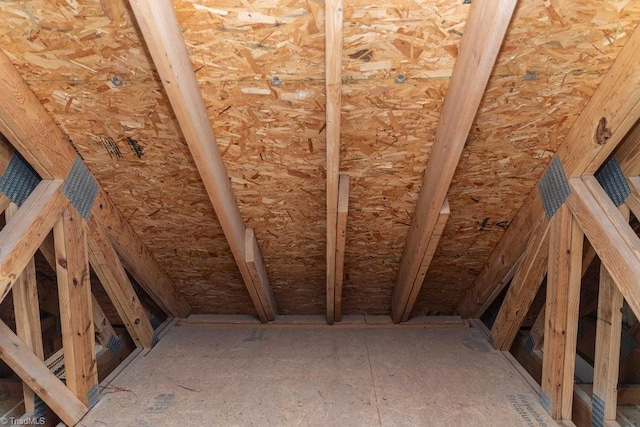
[81, 323, 555, 426]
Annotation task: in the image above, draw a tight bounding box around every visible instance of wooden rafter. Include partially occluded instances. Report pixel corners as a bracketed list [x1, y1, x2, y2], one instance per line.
[0, 180, 67, 299]
[396, 199, 450, 323]
[325, 0, 344, 324]
[393, 0, 518, 323]
[87, 215, 155, 349]
[0, 320, 88, 425]
[458, 24, 640, 319]
[490, 217, 549, 351]
[126, 0, 275, 322]
[245, 228, 278, 320]
[54, 205, 99, 406]
[0, 51, 191, 319]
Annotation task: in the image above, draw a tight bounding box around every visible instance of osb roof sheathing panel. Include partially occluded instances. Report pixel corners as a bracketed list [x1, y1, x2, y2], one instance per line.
[0, 0, 638, 316]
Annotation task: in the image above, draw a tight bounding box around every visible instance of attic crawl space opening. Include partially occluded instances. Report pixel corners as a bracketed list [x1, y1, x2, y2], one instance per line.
[0, 0, 639, 425]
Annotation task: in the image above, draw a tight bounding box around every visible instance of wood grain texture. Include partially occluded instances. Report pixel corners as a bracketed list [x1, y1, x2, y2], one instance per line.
[0, 320, 88, 425]
[127, 0, 274, 321]
[395, 0, 518, 319]
[245, 228, 278, 321]
[6, 202, 44, 415]
[334, 175, 350, 322]
[541, 204, 582, 420]
[458, 22, 640, 319]
[325, 0, 344, 325]
[593, 265, 624, 421]
[0, 0, 637, 316]
[526, 241, 598, 352]
[567, 178, 640, 322]
[490, 216, 549, 351]
[0, 180, 67, 299]
[87, 214, 154, 348]
[39, 232, 120, 349]
[398, 199, 450, 323]
[0, 51, 190, 318]
[54, 205, 99, 406]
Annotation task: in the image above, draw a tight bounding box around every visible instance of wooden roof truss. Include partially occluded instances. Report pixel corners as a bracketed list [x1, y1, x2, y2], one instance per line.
[0, 0, 637, 424]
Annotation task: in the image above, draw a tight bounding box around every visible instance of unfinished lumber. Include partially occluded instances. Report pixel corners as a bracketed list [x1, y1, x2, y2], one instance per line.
[490, 216, 549, 351]
[39, 233, 120, 350]
[54, 205, 99, 407]
[245, 228, 277, 321]
[0, 194, 9, 214]
[325, 0, 344, 325]
[458, 24, 640, 319]
[6, 202, 44, 415]
[126, 0, 274, 322]
[527, 241, 598, 351]
[0, 54, 189, 318]
[593, 265, 624, 424]
[396, 199, 450, 323]
[334, 175, 350, 322]
[394, 0, 517, 323]
[0, 180, 67, 299]
[541, 204, 583, 420]
[91, 296, 120, 355]
[0, 320, 88, 425]
[87, 214, 155, 348]
[616, 121, 640, 176]
[566, 178, 640, 320]
[624, 175, 640, 219]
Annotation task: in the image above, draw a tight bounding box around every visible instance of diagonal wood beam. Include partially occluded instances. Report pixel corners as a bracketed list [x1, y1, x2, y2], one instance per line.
[87, 214, 155, 349]
[6, 202, 44, 415]
[398, 199, 450, 323]
[325, 0, 344, 325]
[490, 217, 549, 351]
[0, 320, 88, 425]
[625, 175, 640, 219]
[0, 50, 190, 318]
[458, 24, 640, 319]
[393, 0, 518, 323]
[127, 0, 275, 322]
[245, 228, 277, 320]
[567, 177, 640, 319]
[0, 180, 67, 300]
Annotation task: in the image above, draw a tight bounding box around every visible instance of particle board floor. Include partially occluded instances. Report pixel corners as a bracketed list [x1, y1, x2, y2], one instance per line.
[80, 324, 555, 427]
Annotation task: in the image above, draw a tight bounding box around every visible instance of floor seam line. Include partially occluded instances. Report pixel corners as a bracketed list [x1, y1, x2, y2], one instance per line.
[365, 335, 383, 427]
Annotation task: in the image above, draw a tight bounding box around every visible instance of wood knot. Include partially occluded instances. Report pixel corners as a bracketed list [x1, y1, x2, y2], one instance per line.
[595, 117, 612, 145]
[57, 257, 67, 269]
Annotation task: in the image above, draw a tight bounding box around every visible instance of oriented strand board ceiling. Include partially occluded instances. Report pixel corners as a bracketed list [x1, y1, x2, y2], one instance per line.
[0, 0, 638, 315]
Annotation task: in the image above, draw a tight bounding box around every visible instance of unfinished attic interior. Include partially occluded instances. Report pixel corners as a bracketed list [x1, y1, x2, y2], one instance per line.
[1, 0, 640, 425]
